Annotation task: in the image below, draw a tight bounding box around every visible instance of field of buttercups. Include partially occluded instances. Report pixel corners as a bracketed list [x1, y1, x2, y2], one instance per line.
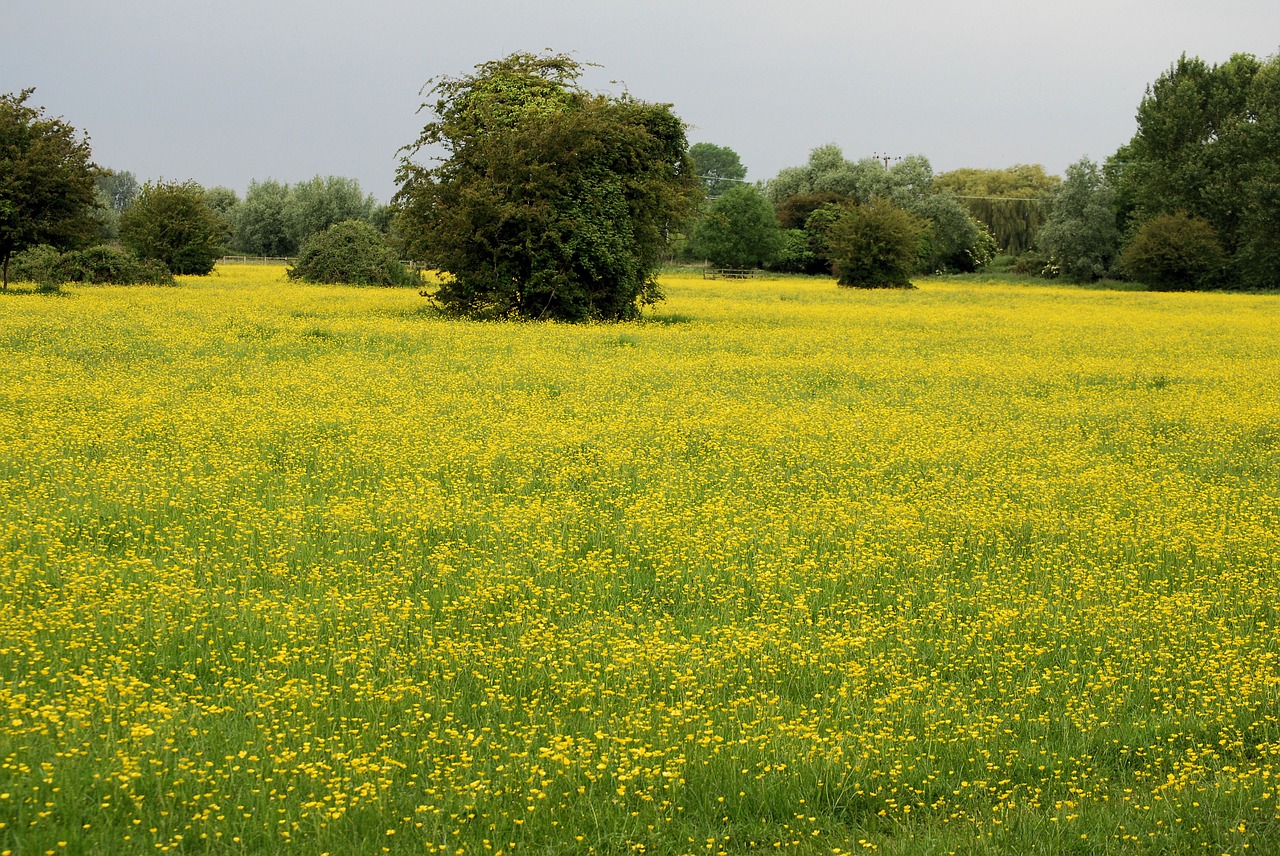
[1, 267, 1278, 854]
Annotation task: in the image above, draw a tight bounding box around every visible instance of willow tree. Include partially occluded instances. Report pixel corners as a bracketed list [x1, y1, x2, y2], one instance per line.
[394, 53, 700, 321]
[934, 165, 1058, 255]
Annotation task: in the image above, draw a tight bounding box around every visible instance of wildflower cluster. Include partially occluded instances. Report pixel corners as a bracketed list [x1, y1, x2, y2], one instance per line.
[1, 268, 1278, 853]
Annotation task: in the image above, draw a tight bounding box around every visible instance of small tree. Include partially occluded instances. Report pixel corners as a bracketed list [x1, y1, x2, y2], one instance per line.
[120, 180, 227, 275]
[825, 198, 923, 288]
[234, 179, 293, 256]
[1120, 212, 1225, 291]
[287, 220, 418, 286]
[1036, 157, 1120, 281]
[689, 184, 783, 268]
[0, 89, 99, 290]
[395, 52, 700, 321]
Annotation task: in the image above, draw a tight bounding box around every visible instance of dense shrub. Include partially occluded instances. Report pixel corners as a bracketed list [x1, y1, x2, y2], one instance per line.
[1120, 212, 1225, 291]
[56, 245, 174, 285]
[826, 199, 923, 289]
[9, 243, 173, 286]
[286, 220, 418, 286]
[8, 245, 63, 286]
[765, 229, 823, 274]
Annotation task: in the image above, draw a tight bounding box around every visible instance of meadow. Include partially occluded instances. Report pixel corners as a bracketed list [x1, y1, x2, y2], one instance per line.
[1, 266, 1278, 855]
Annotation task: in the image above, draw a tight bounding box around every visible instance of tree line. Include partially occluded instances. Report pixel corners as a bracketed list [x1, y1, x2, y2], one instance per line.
[3, 48, 1278, 310]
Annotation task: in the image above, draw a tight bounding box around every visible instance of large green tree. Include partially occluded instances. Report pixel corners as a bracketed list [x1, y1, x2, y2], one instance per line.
[0, 89, 99, 289]
[120, 180, 227, 275]
[688, 142, 747, 199]
[1116, 51, 1280, 289]
[282, 176, 377, 253]
[688, 184, 782, 268]
[394, 52, 700, 321]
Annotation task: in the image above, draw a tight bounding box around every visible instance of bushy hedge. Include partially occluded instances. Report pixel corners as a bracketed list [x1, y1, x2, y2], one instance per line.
[8, 244, 173, 287]
[1120, 212, 1225, 291]
[286, 220, 419, 287]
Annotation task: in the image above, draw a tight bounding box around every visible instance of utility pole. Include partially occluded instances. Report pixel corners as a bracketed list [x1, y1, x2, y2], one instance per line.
[873, 152, 901, 169]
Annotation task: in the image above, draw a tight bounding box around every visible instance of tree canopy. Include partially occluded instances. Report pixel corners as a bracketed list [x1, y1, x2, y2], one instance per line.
[1036, 158, 1120, 282]
[0, 89, 99, 289]
[394, 52, 700, 322]
[688, 142, 747, 199]
[933, 165, 1058, 255]
[120, 180, 227, 275]
[1115, 51, 1280, 289]
[765, 146, 992, 275]
[688, 184, 782, 268]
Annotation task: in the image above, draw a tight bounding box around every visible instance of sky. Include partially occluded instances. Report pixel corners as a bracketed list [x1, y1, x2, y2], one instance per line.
[4, 1, 1279, 204]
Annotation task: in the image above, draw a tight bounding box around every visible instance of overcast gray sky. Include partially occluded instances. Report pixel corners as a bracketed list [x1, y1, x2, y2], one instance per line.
[4, 1, 1278, 203]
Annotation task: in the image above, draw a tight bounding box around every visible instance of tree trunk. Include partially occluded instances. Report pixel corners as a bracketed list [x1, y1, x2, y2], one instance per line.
[2, 255, 8, 291]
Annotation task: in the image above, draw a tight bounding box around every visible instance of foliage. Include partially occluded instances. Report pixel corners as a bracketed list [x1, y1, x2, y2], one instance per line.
[7, 244, 63, 288]
[826, 198, 923, 288]
[394, 52, 700, 321]
[1036, 158, 1120, 281]
[0, 88, 99, 289]
[774, 191, 847, 230]
[688, 142, 747, 198]
[1117, 51, 1280, 289]
[229, 177, 380, 258]
[688, 184, 782, 268]
[282, 175, 377, 253]
[768, 148, 991, 275]
[286, 219, 418, 287]
[8, 242, 173, 287]
[1119, 211, 1225, 291]
[913, 192, 996, 273]
[233, 179, 293, 256]
[120, 180, 228, 275]
[95, 169, 138, 213]
[764, 228, 822, 274]
[93, 169, 139, 241]
[933, 165, 1059, 254]
[55, 244, 174, 285]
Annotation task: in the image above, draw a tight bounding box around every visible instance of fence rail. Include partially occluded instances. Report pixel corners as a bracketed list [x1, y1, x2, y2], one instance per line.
[217, 256, 296, 265]
[703, 268, 763, 280]
[217, 256, 428, 270]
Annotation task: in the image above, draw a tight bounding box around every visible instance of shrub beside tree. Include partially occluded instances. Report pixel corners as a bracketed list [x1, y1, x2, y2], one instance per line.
[287, 220, 417, 286]
[120, 180, 227, 275]
[826, 199, 923, 288]
[1113, 51, 1280, 289]
[0, 89, 99, 290]
[766, 146, 991, 276]
[1120, 212, 1225, 291]
[394, 52, 700, 321]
